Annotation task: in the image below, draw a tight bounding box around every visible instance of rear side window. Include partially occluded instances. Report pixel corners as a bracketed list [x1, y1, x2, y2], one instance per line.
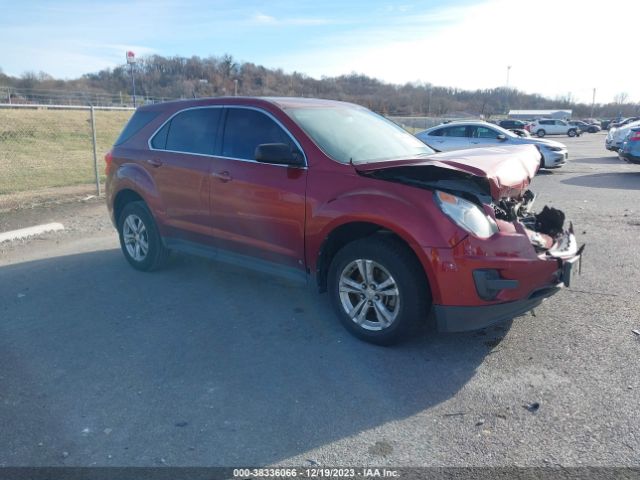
[222, 108, 293, 160]
[114, 110, 159, 146]
[429, 128, 445, 136]
[443, 126, 468, 137]
[157, 108, 221, 155]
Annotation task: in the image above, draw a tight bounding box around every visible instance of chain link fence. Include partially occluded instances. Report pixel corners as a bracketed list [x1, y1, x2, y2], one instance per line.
[0, 105, 133, 208]
[0, 105, 464, 210]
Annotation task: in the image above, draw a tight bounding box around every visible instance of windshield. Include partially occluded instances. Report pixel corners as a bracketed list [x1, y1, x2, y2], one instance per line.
[286, 106, 435, 164]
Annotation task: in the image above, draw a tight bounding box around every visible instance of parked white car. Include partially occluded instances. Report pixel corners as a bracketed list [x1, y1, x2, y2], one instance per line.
[529, 119, 579, 138]
[605, 119, 640, 152]
[415, 121, 568, 168]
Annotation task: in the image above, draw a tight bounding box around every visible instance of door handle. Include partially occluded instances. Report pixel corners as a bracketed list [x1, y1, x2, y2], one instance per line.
[212, 171, 232, 182]
[146, 158, 163, 167]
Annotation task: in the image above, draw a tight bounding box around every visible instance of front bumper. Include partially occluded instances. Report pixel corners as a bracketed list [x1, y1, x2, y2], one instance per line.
[434, 285, 560, 332]
[542, 150, 568, 168]
[425, 226, 582, 333]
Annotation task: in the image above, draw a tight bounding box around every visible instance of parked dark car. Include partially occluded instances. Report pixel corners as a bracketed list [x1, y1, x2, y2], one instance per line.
[498, 119, 529, 130]
[106, 97, 582, 345]
[569, 120, 601, 133]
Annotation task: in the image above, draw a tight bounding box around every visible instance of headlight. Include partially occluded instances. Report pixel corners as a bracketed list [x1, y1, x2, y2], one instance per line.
[435, 191, 498, 239]
[545, 145, 563, 152]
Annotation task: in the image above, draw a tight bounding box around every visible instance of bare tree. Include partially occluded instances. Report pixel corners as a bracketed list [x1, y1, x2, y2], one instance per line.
[614, 92, 629, 104]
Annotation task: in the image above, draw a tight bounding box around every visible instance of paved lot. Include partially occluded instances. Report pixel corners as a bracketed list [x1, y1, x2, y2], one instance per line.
[1, 132, 639, 467]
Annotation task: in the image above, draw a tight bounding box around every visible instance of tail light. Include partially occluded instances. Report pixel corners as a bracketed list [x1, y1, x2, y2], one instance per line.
[630, 131, 640, 141]
[105, 150, 114, 175]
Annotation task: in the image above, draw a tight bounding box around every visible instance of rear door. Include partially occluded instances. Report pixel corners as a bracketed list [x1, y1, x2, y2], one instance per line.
[426, 125, 471, 151]
[208, 106, 307, 273]
[147, 107, 222, 244]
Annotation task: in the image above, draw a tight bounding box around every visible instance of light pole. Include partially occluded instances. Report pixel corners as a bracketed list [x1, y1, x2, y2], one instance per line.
[591, 88, 596, 118]
[506, 65, 511, 89]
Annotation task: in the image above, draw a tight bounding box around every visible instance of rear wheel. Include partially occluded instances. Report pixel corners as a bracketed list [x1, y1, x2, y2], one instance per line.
[328, 236, 431, 345]
[117, 201, 169, 271]
[568, 129, 577, 137]
[536, 129, 546, 137]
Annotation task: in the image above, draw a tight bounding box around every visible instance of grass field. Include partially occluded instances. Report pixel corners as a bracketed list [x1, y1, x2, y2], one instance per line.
[0, 108, 132, 195]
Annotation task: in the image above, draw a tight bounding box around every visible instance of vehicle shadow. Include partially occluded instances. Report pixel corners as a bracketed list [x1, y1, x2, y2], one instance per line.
[0, 249, 506, 466]
[561, 172, 640, 190]
[570, 156, 623, 165]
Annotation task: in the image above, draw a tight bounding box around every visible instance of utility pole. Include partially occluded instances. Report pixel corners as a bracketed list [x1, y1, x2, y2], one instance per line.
[234, 79, 238, 96]
[591, 88, 596, 118]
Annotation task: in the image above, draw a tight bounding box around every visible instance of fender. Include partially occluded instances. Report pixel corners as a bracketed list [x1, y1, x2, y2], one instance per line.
[306, 188, 466, 304]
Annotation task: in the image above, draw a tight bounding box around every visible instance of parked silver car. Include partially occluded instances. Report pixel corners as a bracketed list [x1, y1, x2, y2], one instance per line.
[415, 121, 568, 169]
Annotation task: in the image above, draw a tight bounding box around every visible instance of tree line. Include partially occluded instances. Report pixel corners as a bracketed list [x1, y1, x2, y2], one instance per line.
[1, 54, 638, 119]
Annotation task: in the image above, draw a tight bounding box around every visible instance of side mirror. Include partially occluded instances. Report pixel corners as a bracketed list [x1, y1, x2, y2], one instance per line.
[255, 143, 304, 166]
[496, 134, 507, 141]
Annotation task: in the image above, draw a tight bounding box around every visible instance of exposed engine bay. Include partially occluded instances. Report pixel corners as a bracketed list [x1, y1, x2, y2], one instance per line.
[493, 191, 569, 253]
[360, 165, 582, 258]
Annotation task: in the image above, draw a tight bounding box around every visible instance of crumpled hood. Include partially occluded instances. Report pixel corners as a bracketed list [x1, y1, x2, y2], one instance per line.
[355, 144, 541, 201]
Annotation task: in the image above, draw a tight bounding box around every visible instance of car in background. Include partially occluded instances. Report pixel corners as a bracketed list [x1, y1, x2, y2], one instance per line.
[498, 119, 529, 130]
[569, 120, 601, 133]
[415, 121, 568, 168]
[606, 120, 640, 152]
[601, 120, 613, 130]
[105, 97, 582, 345]
[610, 117, 640, 129]
[618, 127, 640, 164]
[529, 119, 579, 137]
[509, 128, 531, 138]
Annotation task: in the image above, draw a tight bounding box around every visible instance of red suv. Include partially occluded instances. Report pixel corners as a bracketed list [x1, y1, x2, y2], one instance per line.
[106, 97, 582, 345]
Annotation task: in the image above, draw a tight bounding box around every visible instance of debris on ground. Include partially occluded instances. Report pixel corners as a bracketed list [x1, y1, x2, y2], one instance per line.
[523, 402, 540, 413]
[475, 419, 485, 426]
[632, 329, 640, 336]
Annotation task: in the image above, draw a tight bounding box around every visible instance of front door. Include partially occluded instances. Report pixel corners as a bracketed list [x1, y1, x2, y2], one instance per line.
[208, 107, 307, 273]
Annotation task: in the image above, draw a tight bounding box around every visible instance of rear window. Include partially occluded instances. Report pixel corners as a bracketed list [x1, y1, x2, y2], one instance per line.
[156, 108, 222, 155]
[114, 110, 159, 146]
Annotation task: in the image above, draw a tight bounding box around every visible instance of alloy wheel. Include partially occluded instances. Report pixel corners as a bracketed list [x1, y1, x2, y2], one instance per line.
[122, 214, 149, 262]
[338, 259, 400, 331]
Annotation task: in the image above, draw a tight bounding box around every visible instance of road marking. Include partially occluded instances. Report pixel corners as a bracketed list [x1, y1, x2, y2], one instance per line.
[0, 222, 65, 243]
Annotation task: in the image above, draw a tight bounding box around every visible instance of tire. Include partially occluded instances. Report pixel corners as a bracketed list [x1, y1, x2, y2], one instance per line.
[117, 201, 169, 271]
[327, 235, 431, 346]
[536, 129, 546, 137]
[568, 129, 577, 137]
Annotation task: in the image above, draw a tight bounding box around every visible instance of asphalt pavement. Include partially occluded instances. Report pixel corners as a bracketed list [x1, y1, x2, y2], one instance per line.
[1, 132, 639, 467]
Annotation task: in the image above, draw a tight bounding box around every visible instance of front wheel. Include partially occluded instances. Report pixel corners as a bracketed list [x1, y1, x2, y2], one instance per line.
[536, 129, 546, 137]
[568, 129, 577, 137]
[117, 201, 169, 271]
[328, 236, 431, 345]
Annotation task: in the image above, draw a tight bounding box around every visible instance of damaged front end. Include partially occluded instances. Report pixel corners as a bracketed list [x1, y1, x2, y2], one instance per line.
[357, 145, 584, 331]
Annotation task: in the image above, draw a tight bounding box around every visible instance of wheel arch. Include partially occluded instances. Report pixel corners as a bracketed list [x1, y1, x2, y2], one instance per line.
[314, 220, 435, 298]
[113, 189, 147, 225]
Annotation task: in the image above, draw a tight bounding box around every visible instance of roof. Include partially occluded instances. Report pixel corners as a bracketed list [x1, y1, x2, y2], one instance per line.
[509, 109, 572, 115]
[140, 96, 358, 112]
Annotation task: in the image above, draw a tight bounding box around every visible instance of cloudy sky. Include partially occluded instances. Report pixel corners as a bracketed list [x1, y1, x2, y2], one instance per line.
[0, 0, 638, 103]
